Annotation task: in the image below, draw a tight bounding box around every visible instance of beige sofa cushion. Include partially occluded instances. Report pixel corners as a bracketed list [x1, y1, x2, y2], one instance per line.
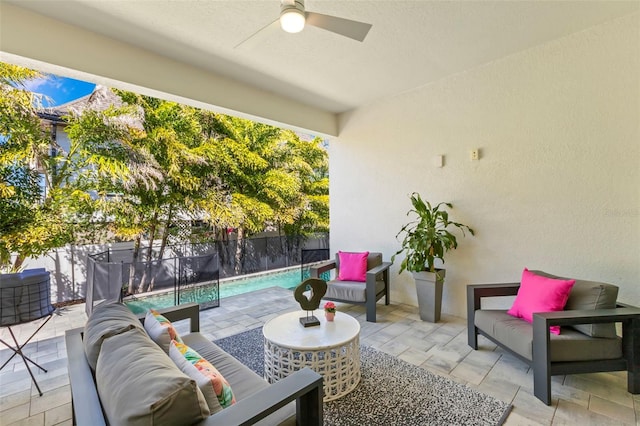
[96, 327, 210, 426]
[83, 301, 144, 371]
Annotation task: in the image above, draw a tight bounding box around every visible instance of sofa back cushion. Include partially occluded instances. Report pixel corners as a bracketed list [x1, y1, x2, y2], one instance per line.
[83, 301, 144, 371]
[532, 271, 618, 338]
[96, 327, 210, 426]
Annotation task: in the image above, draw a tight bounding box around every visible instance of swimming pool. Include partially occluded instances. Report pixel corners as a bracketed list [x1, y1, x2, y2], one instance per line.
[125, 267, 323, 314]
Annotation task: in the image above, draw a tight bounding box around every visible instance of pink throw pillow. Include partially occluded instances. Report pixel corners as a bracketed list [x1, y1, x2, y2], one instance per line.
[338, 251, 369, 282]
[507, 268, 576, 335]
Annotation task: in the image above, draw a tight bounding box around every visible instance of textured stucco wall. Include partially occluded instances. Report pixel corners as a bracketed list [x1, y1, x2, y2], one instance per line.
[332, 13, 640, 318]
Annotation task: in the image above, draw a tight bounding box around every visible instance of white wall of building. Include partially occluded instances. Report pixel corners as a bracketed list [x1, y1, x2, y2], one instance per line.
[55, 123, 71, 153]
[331, 13, 640, 318]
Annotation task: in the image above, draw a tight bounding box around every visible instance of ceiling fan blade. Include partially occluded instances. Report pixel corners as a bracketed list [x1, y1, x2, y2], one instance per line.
[234, 18, 279, 49]
[305, 12, 372, 42]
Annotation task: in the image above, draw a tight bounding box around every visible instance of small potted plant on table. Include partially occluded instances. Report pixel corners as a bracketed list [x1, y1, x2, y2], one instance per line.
[324, 301, 336, 321]
[392, 193, 474, 322]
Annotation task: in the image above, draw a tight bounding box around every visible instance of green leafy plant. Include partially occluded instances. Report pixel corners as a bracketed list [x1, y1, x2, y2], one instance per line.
[392, 193, 475, 274]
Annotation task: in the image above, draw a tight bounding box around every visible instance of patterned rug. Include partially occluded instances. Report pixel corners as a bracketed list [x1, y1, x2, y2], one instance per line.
[214, 327, 512, 426]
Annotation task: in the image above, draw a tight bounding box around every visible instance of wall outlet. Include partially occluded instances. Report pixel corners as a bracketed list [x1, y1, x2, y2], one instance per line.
[470, 149, 479, 161]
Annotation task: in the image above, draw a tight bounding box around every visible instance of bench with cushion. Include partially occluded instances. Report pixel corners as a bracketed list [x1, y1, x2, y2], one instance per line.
[66, 301, 323, 425]
[467, 270, 640, 405]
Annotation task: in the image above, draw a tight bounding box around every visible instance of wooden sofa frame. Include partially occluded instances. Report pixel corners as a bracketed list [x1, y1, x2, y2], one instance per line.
[310, 257, 391, 322]
[467, 283, 640, 405]
[66, 303, 324, 425]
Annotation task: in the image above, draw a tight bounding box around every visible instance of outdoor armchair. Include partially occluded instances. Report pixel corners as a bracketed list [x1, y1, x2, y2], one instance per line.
[310, 252, 391, 322]
[467, 274, 640, 405]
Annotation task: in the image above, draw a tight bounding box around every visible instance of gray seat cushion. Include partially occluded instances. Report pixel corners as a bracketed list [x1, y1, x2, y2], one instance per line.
[325, 279, 386, 302]
[183, 332, 296, 426]
[532, 270, 618, 338]
[97, 327, 210, 426]
[475, 310, 622, 362]
[83, 301, 144, 371]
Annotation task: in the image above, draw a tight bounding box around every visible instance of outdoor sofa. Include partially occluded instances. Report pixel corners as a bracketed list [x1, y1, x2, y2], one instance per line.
[467, 270, 640, 405]
[65, 301, 323, 425]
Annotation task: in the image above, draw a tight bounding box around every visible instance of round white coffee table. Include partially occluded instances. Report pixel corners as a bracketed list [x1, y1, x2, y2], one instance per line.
[263, 310, 361, 401]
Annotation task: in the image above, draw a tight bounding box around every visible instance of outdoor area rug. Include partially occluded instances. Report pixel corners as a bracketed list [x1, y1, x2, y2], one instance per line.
[214, 327, 512, 426]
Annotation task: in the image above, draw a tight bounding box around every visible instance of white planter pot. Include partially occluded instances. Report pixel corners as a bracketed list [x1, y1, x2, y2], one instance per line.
[411, 269, 445, 322]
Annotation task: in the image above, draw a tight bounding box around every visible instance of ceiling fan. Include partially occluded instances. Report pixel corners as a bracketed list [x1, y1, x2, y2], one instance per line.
[235, 0, 372, 48]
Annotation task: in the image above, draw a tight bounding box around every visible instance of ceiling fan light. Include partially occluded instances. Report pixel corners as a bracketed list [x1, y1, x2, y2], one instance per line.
[280, 8, 305, 33]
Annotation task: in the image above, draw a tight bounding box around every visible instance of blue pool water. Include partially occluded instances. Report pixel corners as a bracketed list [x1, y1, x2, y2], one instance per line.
[125, 267, 313, 314]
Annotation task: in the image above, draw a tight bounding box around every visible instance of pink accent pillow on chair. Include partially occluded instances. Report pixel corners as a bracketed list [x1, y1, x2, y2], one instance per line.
[338, 251, 369, 282]
[507, 268, 576, 335]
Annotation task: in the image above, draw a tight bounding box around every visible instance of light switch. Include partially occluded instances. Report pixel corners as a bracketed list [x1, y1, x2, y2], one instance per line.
[433, 155, 444, 168]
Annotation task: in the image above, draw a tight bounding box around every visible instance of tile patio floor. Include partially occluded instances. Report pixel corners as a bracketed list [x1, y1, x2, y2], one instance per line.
[1, 287, 639, 425]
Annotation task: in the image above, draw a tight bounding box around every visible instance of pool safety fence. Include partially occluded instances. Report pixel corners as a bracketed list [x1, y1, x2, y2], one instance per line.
[300, 249, 331, 282]
[215, 234, 329, 277]
[85, 253, 219, 315]
[86, 234, 328, 314]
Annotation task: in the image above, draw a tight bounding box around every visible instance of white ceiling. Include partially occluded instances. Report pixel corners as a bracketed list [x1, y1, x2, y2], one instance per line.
[1, 0, 639, 133]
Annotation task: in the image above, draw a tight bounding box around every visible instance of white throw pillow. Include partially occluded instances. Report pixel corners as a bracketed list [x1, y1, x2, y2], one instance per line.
[144, 309, 182, 353]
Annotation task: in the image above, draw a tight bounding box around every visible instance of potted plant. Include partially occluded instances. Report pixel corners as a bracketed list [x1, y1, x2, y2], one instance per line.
[324, 301, 336, 321]
[392, 193, 474, 322]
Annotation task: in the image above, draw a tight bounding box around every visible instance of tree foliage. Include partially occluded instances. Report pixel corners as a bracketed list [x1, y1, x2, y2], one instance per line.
[0, 64, 71, 271]
[0, 65, 152, 271]
[0, 63, 329, 273]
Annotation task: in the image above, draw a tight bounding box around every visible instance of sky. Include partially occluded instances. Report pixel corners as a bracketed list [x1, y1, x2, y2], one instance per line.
[22, 75, 95, 107]
[16, 69, 326, 144]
